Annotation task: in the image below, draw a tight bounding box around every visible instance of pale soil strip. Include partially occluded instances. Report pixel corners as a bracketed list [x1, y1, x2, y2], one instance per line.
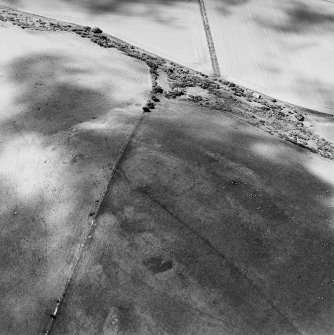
[198, 0, 220, 76]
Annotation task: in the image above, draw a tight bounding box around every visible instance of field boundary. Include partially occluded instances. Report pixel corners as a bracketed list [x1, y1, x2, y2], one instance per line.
[198, 0, 221, 76]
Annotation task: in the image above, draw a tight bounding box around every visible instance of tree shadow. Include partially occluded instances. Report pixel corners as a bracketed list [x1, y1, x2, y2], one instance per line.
[63, 0, 187, 15]
[2, 0, 191, 24]
[2, 54, 107, 135]
[294, 77, 334, 113]
[0, 52, 142, 140]
[210, 0, 251, 16]
[0, 51, 145, 334]
[257, 1, 334, 33]
[2, 0, 251, 24]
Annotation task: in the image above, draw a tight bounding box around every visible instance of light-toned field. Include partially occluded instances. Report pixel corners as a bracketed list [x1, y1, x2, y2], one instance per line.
[0, 21, 150, 334]
[0, 0, 212, 73]
[204, 0, 334, 114]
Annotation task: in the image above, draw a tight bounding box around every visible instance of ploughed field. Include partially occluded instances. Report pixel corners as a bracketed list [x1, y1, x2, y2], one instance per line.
[204, 0, 334, 114]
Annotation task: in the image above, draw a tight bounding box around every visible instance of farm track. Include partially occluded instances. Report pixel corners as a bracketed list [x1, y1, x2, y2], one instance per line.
[198, 0, 220, 76]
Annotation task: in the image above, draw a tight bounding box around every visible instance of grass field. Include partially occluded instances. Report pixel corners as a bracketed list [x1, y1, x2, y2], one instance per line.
[204, 0, 334, 114]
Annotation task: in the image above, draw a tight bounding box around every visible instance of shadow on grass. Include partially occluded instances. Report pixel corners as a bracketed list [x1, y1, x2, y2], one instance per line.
[2, 0, 252, 23]
[214, 0, 250, 15]
[257, 1, 334, 33]
[2, 54, 112, 135]
[0, 52, 142, 334]
[2, 0, 192, 21]
[63, 0, 189, 14]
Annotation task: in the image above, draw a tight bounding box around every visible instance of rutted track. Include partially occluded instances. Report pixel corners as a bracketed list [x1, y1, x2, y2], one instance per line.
[198, 0, 220, 76]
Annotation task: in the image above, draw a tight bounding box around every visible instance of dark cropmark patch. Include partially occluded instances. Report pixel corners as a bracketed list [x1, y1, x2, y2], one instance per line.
[213, 0, 251, 16]
[143, 256, 173, 274]
[257, 2, 334, 33]
[63, 0, 188, 15]
[3, 54, 111, 136]
[116, 304, 140, 333]
[119, 218, 154, 234]
[148, 293, 192, 335]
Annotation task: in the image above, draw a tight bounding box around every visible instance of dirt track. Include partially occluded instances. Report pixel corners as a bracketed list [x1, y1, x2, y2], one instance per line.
[198, 0, 220, 76]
